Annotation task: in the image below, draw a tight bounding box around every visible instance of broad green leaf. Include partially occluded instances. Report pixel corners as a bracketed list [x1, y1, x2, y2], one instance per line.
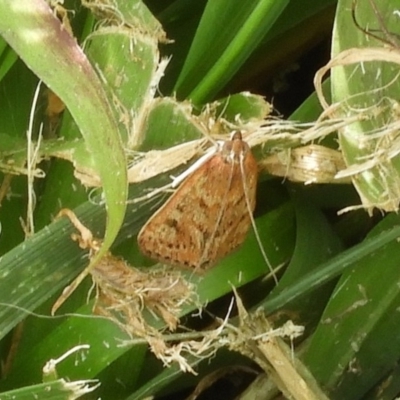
[331, 0, 400, 211]
[303, 213, 400, 399]
[0, 0, 127, 268]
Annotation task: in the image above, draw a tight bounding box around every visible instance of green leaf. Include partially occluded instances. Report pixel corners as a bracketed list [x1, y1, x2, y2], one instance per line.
[174, 1, 289, 103]
[330, 0, 400, 211]
[302, 213, 400, 397]
[265, 188, 343, 327]
[0, 0, 127, 268]
[0, 379, 99, 399]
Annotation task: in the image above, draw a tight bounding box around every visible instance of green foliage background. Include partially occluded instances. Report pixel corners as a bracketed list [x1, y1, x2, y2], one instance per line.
[1, 0, 400, 399]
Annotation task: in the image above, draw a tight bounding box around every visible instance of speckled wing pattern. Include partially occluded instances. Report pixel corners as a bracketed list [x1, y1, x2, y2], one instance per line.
[137, 132, 258, 272]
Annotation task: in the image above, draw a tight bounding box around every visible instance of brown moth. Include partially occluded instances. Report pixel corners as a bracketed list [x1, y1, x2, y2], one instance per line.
[137, 131, 258, 272]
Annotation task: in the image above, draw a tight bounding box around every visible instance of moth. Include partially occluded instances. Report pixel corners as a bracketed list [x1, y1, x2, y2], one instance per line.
[137, 131, 258, 272]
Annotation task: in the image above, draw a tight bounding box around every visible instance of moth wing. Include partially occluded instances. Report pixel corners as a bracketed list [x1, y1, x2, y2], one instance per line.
[138, 145, 257, 270]
[204, 150, 257, 265]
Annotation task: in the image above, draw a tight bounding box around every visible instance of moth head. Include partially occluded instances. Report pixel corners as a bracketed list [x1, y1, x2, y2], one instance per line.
[222, 131, 250, 163]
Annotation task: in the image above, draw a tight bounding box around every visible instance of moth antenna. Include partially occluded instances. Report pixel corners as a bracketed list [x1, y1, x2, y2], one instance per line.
[239, 152, 278, 285]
